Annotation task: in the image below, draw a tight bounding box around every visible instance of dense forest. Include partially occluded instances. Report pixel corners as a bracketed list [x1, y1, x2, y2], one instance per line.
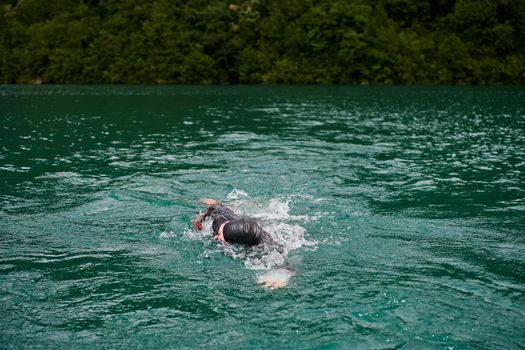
[1, 0, 524, 84]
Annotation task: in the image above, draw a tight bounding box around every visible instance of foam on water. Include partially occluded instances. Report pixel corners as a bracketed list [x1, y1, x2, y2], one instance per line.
[225, 188, 249, 200]
[159, 231, 176, 239]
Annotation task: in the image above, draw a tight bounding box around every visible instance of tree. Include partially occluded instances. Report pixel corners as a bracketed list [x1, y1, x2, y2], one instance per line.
[0, 0, 523, 84]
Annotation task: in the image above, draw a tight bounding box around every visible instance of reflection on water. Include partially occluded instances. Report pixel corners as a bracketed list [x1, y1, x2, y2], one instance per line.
[1, 86, 524, 348]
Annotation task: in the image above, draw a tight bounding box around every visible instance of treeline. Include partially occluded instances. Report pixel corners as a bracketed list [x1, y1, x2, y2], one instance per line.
[1, 0, 524, 84]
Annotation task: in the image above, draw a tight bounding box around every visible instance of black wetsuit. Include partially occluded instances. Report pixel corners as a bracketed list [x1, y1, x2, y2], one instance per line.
[201, 203, 270, 245]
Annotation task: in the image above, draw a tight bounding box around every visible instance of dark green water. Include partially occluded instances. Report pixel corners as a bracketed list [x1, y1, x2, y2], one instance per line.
[1, 86, 524, 349]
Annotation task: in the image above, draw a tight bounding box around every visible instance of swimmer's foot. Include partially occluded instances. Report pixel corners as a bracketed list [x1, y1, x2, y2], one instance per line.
[258, 280, 287, 289]
[257, 268, 295, 289]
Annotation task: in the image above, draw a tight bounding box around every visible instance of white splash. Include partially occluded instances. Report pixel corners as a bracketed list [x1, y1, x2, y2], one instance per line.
[180, 218, 213, 242]
[226, 188, 249, 201]
[212, 190, 317, 270]
[234, 197, 320, 222]
[159, 231, 176, 239]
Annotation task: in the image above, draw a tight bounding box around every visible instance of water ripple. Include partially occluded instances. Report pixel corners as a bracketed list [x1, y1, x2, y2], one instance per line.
[1, 86, 524, 348]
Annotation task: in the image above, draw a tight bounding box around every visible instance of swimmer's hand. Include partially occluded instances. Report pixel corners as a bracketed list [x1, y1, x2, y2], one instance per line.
[192, 219, 203, 230]
[200, 198, 219, 208]
[192, 212, 204, 230]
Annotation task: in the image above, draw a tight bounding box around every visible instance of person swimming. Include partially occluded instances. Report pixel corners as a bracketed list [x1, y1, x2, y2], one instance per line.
[192, 198, 295, 289]
[192, 198, 274, 245]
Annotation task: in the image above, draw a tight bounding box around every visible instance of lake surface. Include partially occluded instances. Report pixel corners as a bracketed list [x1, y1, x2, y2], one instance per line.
[1, 85, 524, 349]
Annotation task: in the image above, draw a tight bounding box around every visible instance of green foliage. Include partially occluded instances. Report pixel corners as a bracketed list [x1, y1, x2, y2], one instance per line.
[0, 0, 523, 84]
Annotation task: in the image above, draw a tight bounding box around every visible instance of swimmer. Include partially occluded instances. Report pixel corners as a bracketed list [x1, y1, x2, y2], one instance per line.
[192, 198, 294, 289]
[192, 198, 275, 245]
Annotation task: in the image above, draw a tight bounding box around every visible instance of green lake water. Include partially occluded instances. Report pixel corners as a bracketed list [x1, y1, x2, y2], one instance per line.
[1, 85, 524, 349]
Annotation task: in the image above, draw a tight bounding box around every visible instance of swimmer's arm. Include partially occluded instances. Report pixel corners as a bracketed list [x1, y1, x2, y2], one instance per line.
[201, 207, 213, 220]
[192, 199, 221, 230]
[201, 198, 220, 208]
